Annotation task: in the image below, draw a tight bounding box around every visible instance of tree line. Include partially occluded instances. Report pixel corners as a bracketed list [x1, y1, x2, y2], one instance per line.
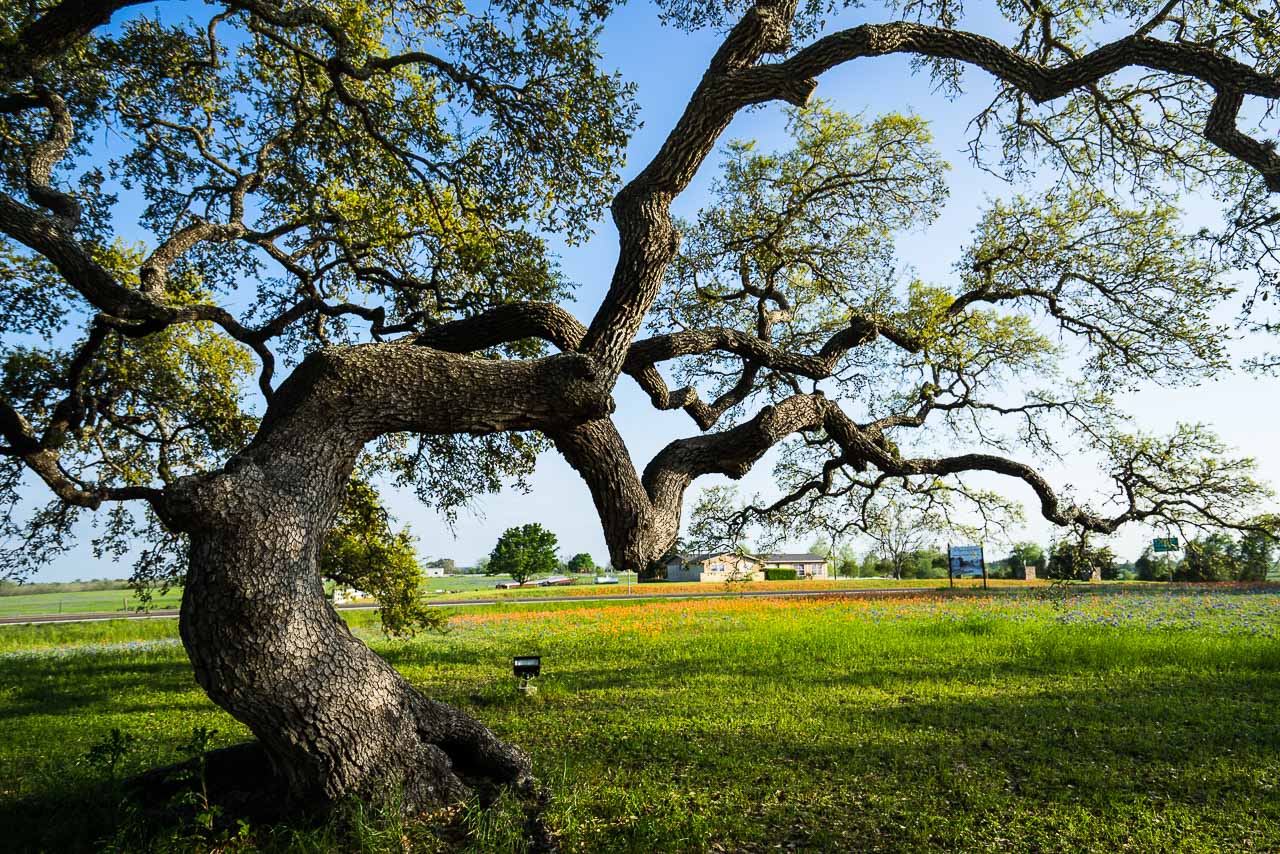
[812, 529, 1279, 583]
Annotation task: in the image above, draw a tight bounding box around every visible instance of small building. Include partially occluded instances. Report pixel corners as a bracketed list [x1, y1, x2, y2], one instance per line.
[758, 553, 829, 579]
[665, 552, 765, 583]
[332, 586, 372, 604]
[663, 551, 829, 582]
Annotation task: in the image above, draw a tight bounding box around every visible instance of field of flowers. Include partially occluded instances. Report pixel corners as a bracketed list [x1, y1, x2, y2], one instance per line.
[2, 584, 1278, 852]
[0, 576, 1034, 619]
[421, 575, 1043, 604]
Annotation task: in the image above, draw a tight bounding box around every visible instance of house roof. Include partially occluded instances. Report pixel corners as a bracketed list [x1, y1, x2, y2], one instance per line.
[669, 551, 746, 563]
[669, 551, 825, 564]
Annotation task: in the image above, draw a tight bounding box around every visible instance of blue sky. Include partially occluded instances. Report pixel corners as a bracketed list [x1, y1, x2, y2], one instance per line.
[27, 0, 1280, 579]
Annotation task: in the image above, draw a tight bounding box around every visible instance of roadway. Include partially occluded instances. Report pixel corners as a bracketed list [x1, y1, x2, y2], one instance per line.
[0, 585, 940, 626]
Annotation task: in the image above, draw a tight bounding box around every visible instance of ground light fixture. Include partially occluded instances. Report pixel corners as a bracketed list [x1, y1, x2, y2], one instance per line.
[513, 655, 541, 694]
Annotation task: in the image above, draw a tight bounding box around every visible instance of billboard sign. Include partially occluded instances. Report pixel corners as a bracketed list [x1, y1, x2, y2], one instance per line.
[948, 545, 985, 576]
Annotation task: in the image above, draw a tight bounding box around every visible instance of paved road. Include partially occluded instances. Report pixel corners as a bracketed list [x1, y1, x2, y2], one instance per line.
[0, 586, 940, 626]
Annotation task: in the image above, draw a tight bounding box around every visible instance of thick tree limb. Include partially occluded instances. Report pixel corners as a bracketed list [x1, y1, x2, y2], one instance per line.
[579, 0, 810, 372]
[0, 0, 148, 84]
[734, 23, 1280, 189]
[414, 303, 586, 354]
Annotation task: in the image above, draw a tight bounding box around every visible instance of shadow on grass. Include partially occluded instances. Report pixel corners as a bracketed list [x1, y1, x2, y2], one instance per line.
[0, 655, 199, 717]
[4, 610, 1279, 851]
[0, 777, 128, 854]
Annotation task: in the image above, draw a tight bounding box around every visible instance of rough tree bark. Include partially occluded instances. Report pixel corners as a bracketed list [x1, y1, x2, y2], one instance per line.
[158, 345, 613, 811]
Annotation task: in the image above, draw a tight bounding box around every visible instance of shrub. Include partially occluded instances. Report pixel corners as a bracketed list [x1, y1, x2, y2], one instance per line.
[764, 568, 798, 581]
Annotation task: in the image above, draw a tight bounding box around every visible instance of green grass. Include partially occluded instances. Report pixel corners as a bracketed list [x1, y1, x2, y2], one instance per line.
[1, 586, 1278, 852]
[0, 587, 185, 618]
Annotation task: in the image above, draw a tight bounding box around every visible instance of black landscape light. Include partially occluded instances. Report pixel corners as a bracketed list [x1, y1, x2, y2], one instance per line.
[513, 655, 541, 695]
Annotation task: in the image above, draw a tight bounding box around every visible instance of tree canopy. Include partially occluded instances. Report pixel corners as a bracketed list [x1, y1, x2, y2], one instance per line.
[3, 0, 1278, 583]
[487, 523, 559, 584]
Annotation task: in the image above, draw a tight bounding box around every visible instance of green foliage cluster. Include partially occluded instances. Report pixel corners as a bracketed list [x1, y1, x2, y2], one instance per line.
[983, 545, 1044, 578]
[566, 552, 596, 574]
[763, 567, 797, 581]
[1045, 540, 1117, 581]
[1165, 527, 1279, 583]
[0, 0, 640, 583]
[319, 480, 443, 637]
[486, 523, 559, 585]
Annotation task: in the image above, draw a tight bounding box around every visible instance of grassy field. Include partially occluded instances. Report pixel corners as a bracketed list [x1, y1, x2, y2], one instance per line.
[0, 587, 185, 618]
[2, 584, 1278, 852]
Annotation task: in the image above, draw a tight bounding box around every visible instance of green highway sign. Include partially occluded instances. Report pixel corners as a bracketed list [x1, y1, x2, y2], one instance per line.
[1153, 537, 1180, 553]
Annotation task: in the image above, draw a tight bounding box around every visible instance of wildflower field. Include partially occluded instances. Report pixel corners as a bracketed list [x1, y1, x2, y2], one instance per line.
[0, 576, 1032, 619]
[2, 585, 1278, 852]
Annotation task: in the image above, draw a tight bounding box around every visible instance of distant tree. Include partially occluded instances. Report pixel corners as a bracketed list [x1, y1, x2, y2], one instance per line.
[1135, 546, 1175, 582]
[567, 553, 597, 574]
[1046, 539, 1115, 581]
[1007, 542, 1047, 578]
[427, 558, 458, 574]
[1108, 560, 1136, 581]
[864, 500, 941, 580]
[1176, 534, 1235, 582]
[859, 552, 879, 578]
[1235, 520, 1279, 581]
[487, 524, 559, 585]
[834, 544, 860, 578]
[901, 547, 947, 579]
[808, 538, 859, 578]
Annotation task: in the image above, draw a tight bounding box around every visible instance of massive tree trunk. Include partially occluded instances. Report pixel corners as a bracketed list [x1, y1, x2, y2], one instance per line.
[161, 344, 612, 812]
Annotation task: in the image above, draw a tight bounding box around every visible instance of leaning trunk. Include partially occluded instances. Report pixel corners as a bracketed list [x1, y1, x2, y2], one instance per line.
[178, 470, 531, 810]
[161, 345, 612, 811]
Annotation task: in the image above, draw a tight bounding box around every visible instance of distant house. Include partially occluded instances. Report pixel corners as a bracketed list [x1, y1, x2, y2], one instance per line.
[758, 553, 829, 579]
[665, 552, 764, 583]
[664, 551, 829, 582]
[332, 586, 372, 604]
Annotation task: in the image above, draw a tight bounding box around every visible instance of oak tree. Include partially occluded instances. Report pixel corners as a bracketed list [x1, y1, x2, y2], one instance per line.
[3, 0, 1280, 819]
[487, 523, 559, 585]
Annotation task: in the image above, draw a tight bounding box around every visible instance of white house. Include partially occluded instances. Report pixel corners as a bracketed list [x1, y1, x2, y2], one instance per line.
[332, 586, 372, 604]
[664, 552, 829, 582]
[664, 552, 765, 583]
